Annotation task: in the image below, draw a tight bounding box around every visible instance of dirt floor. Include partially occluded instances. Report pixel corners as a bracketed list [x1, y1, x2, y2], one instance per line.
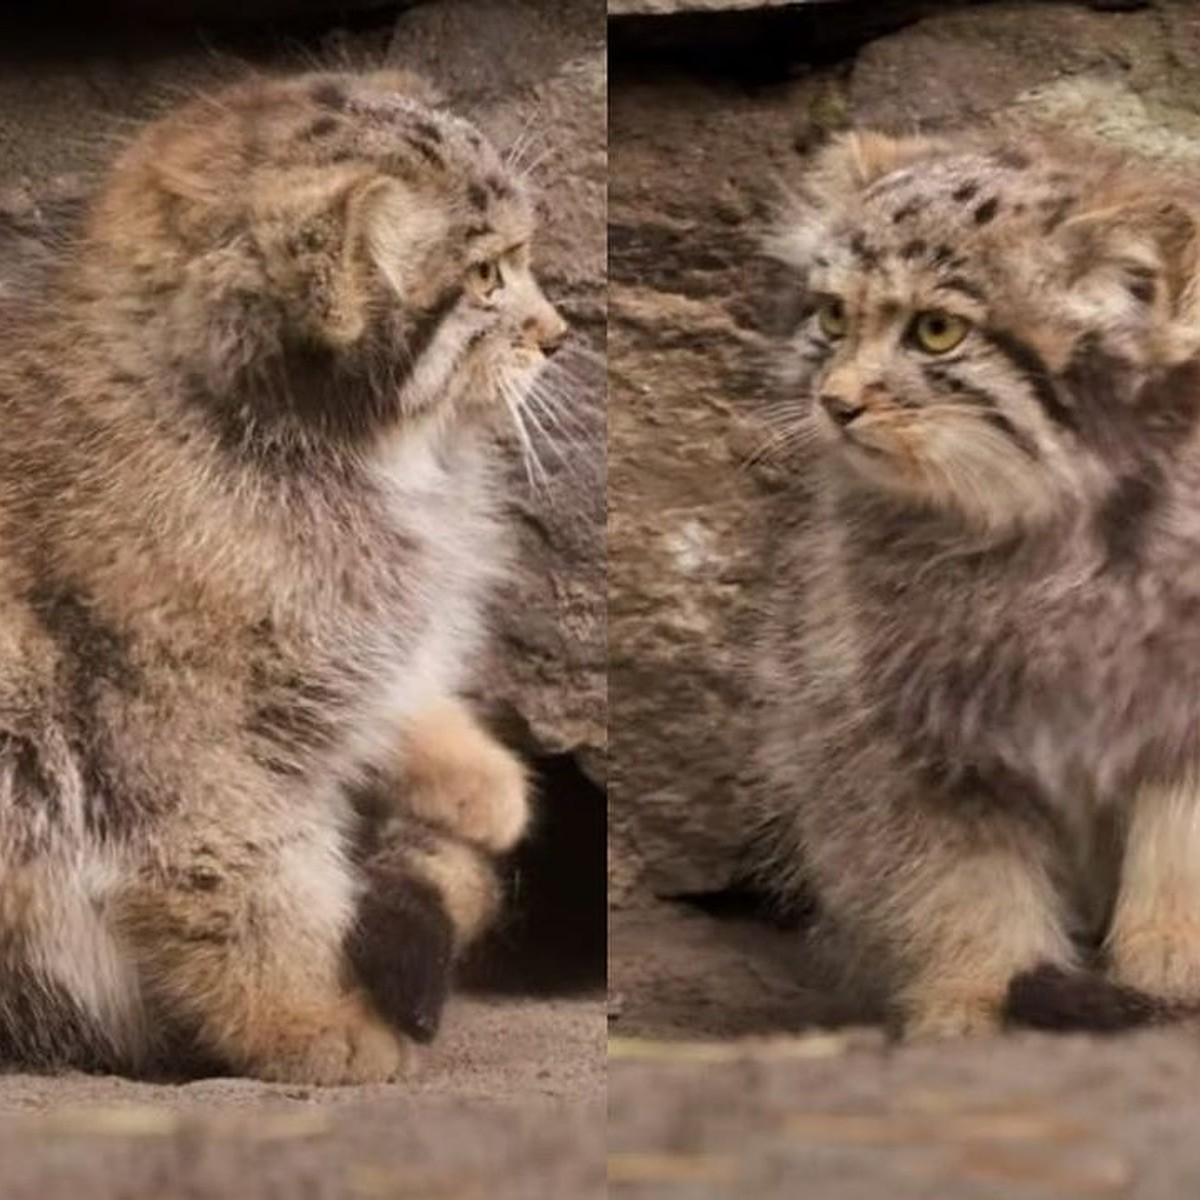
[0, 993, 606, 1199]
[608, 903, 1200, 1199]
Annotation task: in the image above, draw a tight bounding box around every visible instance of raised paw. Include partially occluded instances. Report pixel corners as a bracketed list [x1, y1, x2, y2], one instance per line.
[404, 703, 530, 853]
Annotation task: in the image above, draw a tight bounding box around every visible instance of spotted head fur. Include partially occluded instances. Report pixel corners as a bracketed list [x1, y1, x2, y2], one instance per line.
[76, 70, 568, 466]
[769, 129, 1200, 538]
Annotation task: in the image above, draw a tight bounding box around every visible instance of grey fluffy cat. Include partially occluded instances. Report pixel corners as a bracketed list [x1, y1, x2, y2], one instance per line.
[751, 128, 1200, 1036]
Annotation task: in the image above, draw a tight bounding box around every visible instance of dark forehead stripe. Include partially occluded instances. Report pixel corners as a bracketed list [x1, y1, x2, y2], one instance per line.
[982, 328, 1078, 431]
[940, 276, 987, 302]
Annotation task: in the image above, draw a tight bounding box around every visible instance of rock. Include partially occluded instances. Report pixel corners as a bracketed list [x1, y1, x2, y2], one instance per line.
[608, 69, 841, 902]
[850, 2, 1200, 137]
[609, 0, 822, 13]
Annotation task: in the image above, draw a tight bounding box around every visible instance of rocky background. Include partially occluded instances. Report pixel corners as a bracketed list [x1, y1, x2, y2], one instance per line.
[609, 0, 1200, 1027]
[0, 3, 604, 1195]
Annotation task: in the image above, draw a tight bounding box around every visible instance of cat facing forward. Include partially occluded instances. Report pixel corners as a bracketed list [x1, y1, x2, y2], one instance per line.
[0, 70, 567, 1082]
[751, 128, 1200, 1036]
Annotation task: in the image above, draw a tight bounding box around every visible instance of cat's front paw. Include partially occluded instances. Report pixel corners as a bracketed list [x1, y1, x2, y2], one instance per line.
[405, 713, 530, 854]
[249, 995, 412, 1086]
[1108, 921, 1200, 1003]
[900, 985, 1004, 1040]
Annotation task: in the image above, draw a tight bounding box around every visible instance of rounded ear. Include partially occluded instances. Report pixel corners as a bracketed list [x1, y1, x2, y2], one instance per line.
[1062, 198, 1200, 363]
[360, 178, 449, 307]
[252, 172, 405, 348]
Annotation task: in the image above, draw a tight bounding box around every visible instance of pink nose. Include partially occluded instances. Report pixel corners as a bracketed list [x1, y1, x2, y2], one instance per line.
[820, 393, 865, 426]
[523, 310, 568, 355]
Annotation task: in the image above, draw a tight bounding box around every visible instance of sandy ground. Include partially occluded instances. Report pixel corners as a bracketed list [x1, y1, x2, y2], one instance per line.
[0, 993, 606, 1199]
[608, 902, 1200, 1199]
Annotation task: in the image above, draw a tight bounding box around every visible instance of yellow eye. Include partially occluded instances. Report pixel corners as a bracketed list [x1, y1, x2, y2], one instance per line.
[817, 297, 848, 339]
[911, 311, 970, 354]
[470, 259, 502, 294]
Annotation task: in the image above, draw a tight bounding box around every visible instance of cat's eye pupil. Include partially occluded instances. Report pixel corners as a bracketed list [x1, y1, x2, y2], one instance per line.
[818, 298, 847, 338]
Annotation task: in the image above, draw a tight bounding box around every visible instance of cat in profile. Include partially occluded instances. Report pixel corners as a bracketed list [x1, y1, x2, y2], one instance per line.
[751, 127, 1200, 1036]
[0, 69, 567, 1082]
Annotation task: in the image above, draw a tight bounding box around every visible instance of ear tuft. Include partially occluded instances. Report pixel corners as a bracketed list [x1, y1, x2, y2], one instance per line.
[824, 130, 944, 191]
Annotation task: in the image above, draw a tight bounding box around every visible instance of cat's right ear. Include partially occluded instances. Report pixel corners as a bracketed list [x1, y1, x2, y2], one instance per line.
[360, 179, 450, 305]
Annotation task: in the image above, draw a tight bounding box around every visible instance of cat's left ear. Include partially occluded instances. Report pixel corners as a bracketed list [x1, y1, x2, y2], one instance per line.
[256, 172, 441, 348]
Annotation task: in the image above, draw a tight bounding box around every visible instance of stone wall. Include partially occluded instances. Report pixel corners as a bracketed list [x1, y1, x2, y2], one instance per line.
[608, 0, 1200, 916]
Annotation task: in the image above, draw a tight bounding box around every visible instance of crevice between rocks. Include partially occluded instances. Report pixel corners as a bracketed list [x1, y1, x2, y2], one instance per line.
[462, 750, 608, 995]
